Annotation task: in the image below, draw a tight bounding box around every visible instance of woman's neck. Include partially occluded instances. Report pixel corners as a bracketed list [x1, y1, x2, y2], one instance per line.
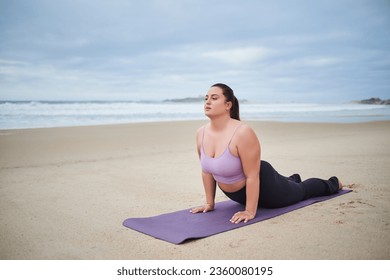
[209, 114, 232, 131]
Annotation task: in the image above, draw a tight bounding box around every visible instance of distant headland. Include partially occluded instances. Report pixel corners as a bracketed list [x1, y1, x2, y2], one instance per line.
[354, 98, 390, 105]
[163, 95, 248, 103]
[163, 96, 204, 103]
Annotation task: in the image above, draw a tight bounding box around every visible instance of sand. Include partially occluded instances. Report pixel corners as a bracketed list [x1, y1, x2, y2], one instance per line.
[0, 120, 389, 260]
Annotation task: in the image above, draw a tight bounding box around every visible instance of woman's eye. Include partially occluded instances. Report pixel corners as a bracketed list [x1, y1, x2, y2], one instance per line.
[205, 96, 218, 101]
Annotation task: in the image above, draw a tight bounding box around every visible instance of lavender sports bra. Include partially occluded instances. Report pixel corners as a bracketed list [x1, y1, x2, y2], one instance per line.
[200, 125, 246, 184]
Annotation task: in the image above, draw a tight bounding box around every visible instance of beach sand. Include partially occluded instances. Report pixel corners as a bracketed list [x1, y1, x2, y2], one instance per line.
[0, 120, 389, 259]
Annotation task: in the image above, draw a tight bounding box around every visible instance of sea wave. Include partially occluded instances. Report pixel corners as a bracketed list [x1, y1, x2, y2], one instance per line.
[1, 101, 389, 129]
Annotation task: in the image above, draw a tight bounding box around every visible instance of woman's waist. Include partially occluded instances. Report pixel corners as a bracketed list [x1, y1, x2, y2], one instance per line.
[217, 179, 246, 193]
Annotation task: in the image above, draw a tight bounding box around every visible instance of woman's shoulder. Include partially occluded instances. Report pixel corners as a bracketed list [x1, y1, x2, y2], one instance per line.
[236, 122, 259, 142]
[196, 124, 207, 135]
[236, 121, 255, 134]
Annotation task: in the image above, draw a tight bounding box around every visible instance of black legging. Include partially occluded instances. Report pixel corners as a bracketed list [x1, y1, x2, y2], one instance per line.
[222, 160, 340, 208]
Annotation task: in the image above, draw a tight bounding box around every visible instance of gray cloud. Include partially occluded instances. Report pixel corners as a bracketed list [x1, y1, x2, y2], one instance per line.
[0, 0, 389, 102]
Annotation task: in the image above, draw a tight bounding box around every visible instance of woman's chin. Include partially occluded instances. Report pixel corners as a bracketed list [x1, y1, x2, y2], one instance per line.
[204, 110, 212, 117]
[205, 110, 226, 119]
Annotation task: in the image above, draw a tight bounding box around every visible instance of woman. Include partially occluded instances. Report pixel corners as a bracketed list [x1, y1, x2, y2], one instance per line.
[190, 83, 342, 224]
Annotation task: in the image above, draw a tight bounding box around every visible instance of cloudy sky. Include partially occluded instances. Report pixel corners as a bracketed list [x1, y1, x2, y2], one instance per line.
[1, 0, 389, 102]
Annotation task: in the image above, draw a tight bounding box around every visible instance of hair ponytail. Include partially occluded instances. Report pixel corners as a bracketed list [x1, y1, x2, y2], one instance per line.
[211, 83, 240, 120]
[231, 96, 240, 120]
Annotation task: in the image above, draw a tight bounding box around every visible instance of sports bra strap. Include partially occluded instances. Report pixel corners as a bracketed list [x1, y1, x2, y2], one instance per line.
[228, 124, 242, 144]
[202, 125, 206, 146]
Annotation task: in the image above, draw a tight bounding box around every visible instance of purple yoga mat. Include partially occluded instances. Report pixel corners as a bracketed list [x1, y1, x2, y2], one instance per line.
[123, 189, 351, 244]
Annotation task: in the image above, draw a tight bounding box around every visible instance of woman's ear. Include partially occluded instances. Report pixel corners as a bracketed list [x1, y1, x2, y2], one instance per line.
[226, 101, 232, 111]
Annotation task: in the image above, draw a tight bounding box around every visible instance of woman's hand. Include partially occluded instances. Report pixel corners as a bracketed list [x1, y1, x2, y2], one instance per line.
[230, 210, 255, 224]
[190, 203, 214, 214]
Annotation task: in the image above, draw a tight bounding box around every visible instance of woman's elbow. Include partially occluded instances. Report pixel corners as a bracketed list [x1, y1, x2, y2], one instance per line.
[245, 173, 260, 183]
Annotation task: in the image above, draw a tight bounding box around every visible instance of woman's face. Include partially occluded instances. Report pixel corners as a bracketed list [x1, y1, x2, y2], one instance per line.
[204, 86, 231, 118]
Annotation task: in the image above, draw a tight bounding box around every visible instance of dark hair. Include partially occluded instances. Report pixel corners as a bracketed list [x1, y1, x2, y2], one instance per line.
[211, 83, 240, 120]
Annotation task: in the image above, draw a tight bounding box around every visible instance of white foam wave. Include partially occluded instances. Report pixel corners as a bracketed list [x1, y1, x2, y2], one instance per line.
[1, 101, 389, 129]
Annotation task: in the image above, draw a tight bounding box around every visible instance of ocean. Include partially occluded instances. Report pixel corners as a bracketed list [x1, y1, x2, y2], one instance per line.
[1, 101, 389, 129]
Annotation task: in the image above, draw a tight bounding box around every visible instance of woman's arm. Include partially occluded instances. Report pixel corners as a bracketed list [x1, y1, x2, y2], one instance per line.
[190, 172, 216, 213]
[230, 125, 261, 223]
[191, 126, 216, 213]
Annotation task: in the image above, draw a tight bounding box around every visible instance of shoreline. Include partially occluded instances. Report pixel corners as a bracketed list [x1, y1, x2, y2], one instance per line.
[1, 120, 389, 259]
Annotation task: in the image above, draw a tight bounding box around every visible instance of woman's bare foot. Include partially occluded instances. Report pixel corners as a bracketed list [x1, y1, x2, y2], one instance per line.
[338, 178, 343, 190]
